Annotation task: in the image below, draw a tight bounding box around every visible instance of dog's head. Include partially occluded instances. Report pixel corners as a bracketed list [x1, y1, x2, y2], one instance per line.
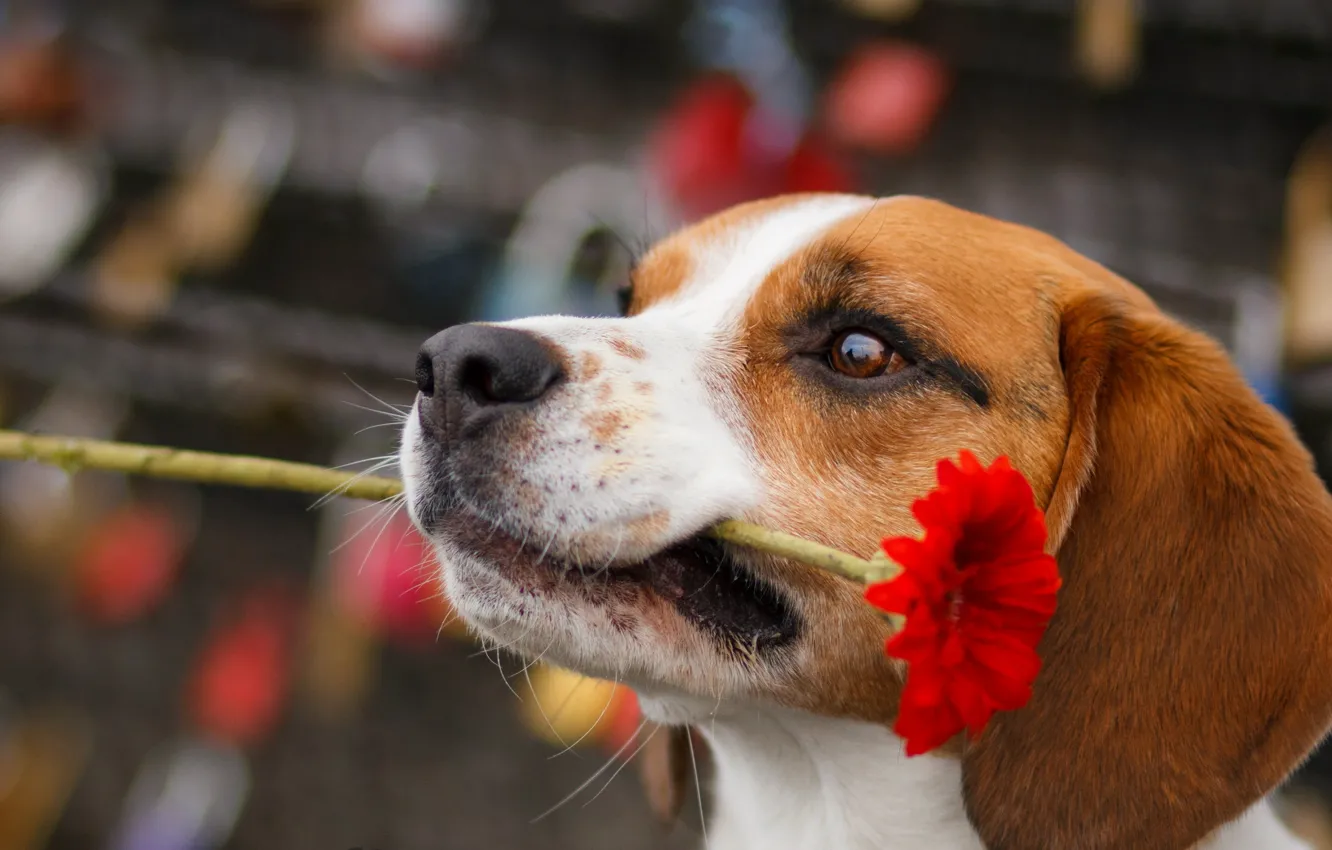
[402, 194, 1332, 849]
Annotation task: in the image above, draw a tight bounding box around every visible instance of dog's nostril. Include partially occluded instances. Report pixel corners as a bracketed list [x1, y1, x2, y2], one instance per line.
[459, 357, 500, 403]
[415, 324, 563, 435]
[415, 350, 435, 397]
[458, 351, 556, 405]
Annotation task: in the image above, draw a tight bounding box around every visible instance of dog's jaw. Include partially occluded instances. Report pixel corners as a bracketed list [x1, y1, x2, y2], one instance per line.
[402, 403, 773, 692]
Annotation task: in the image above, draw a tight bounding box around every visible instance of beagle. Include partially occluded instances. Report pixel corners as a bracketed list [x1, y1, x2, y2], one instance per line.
[400, 194, 1332, 850]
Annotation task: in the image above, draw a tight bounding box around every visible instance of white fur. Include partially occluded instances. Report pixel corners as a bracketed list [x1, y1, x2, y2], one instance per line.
[641, 696, 986, 850]
[492, 312, 762, 559]
[1207, 801, 1314, 850]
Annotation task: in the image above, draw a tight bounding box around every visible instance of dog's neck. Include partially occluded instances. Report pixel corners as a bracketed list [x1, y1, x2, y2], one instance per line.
[643, 697, 985, 850]
[702, 709, 985, 850]
[639, 697, 1312, 850]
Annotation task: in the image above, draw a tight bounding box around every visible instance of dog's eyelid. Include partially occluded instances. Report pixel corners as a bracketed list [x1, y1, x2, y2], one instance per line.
[795, 305, 929, 364]
[787, 305, 991, 405]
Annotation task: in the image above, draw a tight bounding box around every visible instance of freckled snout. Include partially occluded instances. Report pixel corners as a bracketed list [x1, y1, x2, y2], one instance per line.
[415, 323, 564, 438]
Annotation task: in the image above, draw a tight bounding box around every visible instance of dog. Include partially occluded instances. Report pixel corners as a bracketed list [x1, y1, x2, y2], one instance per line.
[400, 194, 1332, 849]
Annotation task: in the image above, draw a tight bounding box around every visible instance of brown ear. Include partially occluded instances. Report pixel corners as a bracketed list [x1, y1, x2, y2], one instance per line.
[637, 724, 694, 827]
[962, 293, 1332, 849]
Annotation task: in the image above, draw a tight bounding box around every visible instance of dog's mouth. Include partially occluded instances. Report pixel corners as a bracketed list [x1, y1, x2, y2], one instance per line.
[440, 508, 800, 653]
[611, 534, 799, 651]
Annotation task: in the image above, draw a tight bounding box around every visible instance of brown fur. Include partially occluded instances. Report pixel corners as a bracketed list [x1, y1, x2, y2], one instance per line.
[638, 724, 694, 826]
[731, 200, 1076, 723]
[578, 351, 603, 380]
[608, 336, 648, 360]
[964, 290, 1332, 849]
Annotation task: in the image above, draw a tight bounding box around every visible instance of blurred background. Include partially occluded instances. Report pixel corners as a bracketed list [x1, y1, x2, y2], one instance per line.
[0, 0, 1330, 848]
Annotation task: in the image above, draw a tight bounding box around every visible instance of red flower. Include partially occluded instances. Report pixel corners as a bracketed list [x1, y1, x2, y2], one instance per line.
[865, 451, 1061, 756]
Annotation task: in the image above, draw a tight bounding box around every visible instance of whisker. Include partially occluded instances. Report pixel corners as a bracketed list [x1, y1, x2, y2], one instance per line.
[549, 671, 622, 758]
[326, 497, 403, 555]
[688, 728, 710, 849]
[327, 454, 399, 471]
[588, 526, 627, 582]
[470, 630, 530, 702]
[339, 492, 407, 517]
[522, 659, 574, 751]
[311, 458, 401, 510]
[341, 400, 410, 421]
[345, 375, 413, 415]
[513, 635, 556, 680]
[520, 637, 574, 728]
[468, 627, 529, 660]
[534, 534, 557, 568]
[313, 462, 399, 503]
[581, 722, 662, 809]
[592, 215, 645, 272]
[491, 647, 524, 702]
[531, 717, 652, 823]
[353, 499, 407, 575]
[435, 610, 462, 639]
[468, 612, 541, 660]
[480, 514, 505, 547]
[710, 688, 723, 739]
[688, 558, 723, 598]
[542, 674, 596, 738]
[354, 420, 409, 435]
[401, 565, 442, 599]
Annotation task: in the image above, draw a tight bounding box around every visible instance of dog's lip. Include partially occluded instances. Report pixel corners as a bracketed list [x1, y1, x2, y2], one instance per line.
[440, 508, 800, 651]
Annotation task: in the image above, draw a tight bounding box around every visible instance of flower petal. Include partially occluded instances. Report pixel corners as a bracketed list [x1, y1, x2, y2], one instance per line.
[865, 572, 922, 615]
[964, 633, 1044, 683]
[895, 679, 964, 756]
[876, 451, 1061, 756]
[947, 671, 998, 735]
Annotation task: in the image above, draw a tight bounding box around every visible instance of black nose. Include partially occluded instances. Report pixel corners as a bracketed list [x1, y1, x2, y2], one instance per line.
[415, 324, 563, 437]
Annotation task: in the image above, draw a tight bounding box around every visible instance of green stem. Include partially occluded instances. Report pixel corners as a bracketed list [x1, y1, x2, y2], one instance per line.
[708, 520, 895, 583]
[0, 430, 896, 585]
[0, 430, 403, 502]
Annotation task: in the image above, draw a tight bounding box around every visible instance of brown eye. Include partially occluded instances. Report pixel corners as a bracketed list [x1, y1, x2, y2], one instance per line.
[829, 330, 906, 379]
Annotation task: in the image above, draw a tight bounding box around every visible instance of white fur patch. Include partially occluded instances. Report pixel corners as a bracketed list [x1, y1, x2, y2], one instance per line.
[650, 194, 877, 326]
[654, 701, 985, 850]
[1204, 801, 1314, 850]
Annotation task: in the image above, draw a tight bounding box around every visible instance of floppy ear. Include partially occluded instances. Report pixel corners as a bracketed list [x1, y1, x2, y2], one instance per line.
[637, 724, 694, 827]
[962, 293, 1332, 849]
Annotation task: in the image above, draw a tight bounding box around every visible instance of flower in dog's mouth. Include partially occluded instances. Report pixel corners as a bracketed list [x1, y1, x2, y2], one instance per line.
[865, 451, 1061, 757]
